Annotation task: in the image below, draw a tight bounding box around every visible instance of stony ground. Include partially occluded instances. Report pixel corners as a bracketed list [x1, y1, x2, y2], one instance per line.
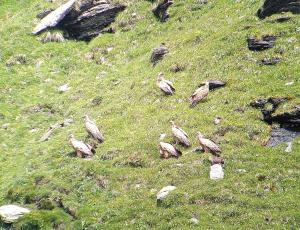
[0, 0, 299, 229]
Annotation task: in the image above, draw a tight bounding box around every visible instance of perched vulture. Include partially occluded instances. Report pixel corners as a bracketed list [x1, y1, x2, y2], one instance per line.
[157, 73, 175, 95]
[209, 156, 225, 166]
[189, 82, 209, 107]
[197, 132, 221, 155]
[69, 134, 93, 158]
[84, 115, 104, 143]
[159, 142, 182, 159]
[170, 121, 191, 147]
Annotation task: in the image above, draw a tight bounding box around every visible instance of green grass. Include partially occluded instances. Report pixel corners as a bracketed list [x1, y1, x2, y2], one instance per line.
[0, 0, 300, 229]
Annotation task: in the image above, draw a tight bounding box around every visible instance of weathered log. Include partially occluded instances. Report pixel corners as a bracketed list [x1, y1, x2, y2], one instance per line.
[247, 35, 276, 51]
[257, 0, 300, 19]
[60, 0, 126, 40]
[152, 0, 173, 22]
[151, 44, 169, 66]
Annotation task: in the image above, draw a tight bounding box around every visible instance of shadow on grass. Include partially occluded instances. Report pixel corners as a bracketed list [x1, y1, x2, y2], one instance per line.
[0, 222, 14, 230]
[66, 151, 77, 158]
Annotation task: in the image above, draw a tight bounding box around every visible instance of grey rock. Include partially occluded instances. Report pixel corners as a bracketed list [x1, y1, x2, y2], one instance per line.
[60, 1, 126, 41]
[152, 0, 173, 22]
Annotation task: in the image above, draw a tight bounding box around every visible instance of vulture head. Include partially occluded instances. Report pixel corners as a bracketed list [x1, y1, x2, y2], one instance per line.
[197, 131, 204, 138]
[83, 115, 91, 122]
[157, 72, 164, 81]
[170, 120, 176, 126]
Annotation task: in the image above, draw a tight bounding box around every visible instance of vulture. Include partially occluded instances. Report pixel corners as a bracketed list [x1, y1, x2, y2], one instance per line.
[189, 81, 209, 107]
[197, 132, 221, 155]
[209, 156, 225, 166]
[69, 134, 93, 158]
[157, 73, 175, 95]
[170, 121, 191, 147]
[159, 142, 182, 159]
[84, 115, 104, 143]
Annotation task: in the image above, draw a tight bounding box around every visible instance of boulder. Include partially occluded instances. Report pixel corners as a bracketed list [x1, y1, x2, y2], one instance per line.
[60, 0, 126, 41]
[33, 0, 126, 41]
[257, 0, 300, 19]
[0, 205, 30, 223]
[152, 0, 174, 22]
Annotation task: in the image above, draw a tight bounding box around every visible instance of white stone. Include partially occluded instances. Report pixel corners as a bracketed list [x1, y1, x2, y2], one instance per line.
[58, 84, 70, 93]
[214, 117, 222, 125]
[159, 133, 166, 140]
[190, 217, 199, 224]
[156, 186, 176, 200]
[210, 164, 224, 180]
[285, 142, 292, 153]
[285, 81, 294, 86]
[0, 205, 30, 223]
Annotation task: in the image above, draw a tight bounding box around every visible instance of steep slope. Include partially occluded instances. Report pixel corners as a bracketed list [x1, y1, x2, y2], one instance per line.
[0, 0, 299, 229]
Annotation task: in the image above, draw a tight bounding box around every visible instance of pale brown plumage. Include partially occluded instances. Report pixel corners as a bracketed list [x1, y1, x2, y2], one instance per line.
[209, 156, 225, 165]
[159, 142, 182, 159]
[197, 132, 221, 155]
[190, 81, 209, 107]
[69, 134, 93, 158]
[170, 121, 191, 147]
[157, 73, 175, 95]
[84, 115, 104, 143]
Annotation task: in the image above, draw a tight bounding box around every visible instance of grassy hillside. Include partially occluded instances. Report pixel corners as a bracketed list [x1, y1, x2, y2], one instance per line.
[0, 0, 299, 229]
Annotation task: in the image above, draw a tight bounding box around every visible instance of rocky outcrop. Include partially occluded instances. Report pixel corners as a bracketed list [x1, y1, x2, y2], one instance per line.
[60, 0, 126, 41]
[152, 0, 173, 22]
[33, 0, 126, 41]
[257, 0, 300, 19]
[250, 98, 299, 147]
